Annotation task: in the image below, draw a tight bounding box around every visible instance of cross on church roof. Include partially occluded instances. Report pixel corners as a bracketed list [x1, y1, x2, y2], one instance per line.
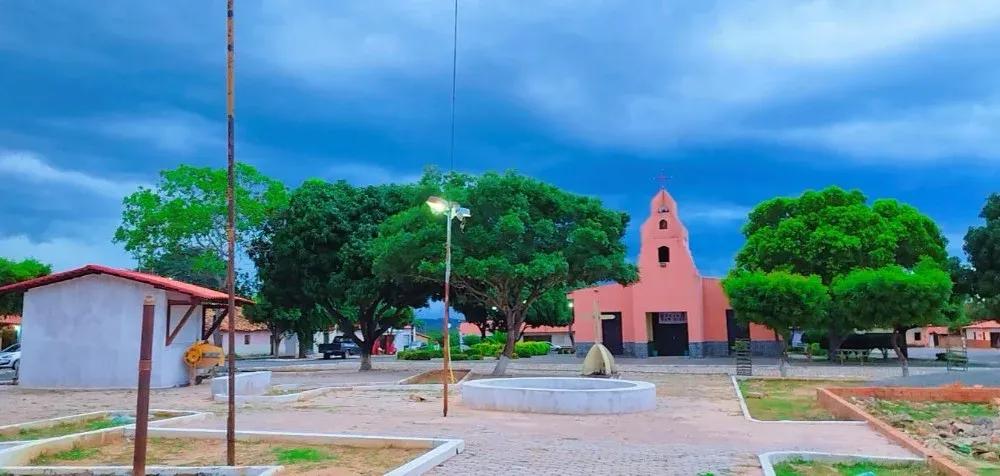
[654, 170, 671, 189]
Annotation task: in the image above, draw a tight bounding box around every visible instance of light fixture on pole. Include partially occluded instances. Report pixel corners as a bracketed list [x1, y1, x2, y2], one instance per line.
[426, 195, 471, 417]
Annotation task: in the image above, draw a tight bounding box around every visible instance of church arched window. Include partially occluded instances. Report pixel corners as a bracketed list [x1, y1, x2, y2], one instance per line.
[658, 219, 668, 230]
[657, 246, 670, 264]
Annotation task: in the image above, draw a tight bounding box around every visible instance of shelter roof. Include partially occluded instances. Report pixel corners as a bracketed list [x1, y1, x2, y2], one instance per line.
[0, 264, 253, 305]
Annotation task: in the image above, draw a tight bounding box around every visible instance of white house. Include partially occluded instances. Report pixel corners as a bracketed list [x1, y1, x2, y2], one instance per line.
[0, 264, 252, 389]
[208, 308, 276, 357]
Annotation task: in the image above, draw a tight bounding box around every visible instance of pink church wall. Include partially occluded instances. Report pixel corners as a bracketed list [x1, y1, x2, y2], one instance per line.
[568, 188, 780, 358]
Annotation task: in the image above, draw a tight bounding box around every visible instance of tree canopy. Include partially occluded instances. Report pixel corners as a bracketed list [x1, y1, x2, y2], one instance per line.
[372, 169, 637, 375]
[733, 186, 951, 356]
[0, 258, 51, 315]
[830, 258, 952, 376]
[721, 270, 828, 375]
[115, 163, 288, 288]
[962, 193, 1000, 317]
[252, 179, 436, 370]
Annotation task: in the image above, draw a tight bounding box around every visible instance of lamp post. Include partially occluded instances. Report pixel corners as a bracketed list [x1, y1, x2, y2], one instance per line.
[426, 196, 470, 417]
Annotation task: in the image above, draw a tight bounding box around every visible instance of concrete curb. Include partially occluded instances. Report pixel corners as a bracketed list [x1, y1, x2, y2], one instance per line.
[0, 409, 210, 451]
[758, 451, 925, 476]
[397, 369, 474, 386]
[212, 384, 335, 404]
[730, 376, 866, 425]
[0, 427, 463, 476]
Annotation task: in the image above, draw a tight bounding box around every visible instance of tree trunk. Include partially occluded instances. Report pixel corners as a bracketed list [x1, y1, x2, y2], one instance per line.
[360, 350, 373, 371]
[892, 328, 909, 377]
[776, 330, 789, 377]
[568, 322, 576, 348]
[296, 331, 314, 359]
[491, 322, 520, 376]
[826, 327, 844, 362]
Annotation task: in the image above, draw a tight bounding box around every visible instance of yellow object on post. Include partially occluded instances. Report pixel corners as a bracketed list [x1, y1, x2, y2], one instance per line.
[184, 341, 225, 385]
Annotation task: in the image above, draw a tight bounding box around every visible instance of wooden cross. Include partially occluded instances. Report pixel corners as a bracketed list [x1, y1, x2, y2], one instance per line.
[654, 169, 671, 189]
[586, 290, 616, 346]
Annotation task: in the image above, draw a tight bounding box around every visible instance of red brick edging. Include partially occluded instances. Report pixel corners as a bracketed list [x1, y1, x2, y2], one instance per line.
[816, 386, 1000, 476]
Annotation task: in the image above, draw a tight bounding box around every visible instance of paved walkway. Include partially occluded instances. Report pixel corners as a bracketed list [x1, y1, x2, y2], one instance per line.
[172, 373, 916, 475]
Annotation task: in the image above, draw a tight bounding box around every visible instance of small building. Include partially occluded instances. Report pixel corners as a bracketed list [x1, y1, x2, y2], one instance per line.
[963, 321, 1000, 349]
[207, 308, 272, 356]
[906, 326, 950, 348]
[567, 187, 776, 358]
[0, 264, 252, 389]
[458, 322, 573, 348]
[0, 314, 21, 347]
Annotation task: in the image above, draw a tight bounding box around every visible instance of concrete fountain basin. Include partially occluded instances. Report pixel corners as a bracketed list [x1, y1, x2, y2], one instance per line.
[461, 377, 656, 415]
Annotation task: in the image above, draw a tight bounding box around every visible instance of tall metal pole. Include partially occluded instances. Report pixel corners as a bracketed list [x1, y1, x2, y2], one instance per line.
[132, 296, 156, 476]
[225, 0, 237, 466]
[442, 206, 453, 417]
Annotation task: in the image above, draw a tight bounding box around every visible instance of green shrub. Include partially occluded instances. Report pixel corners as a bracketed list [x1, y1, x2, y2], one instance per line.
[397, 350, 433, 361]
[471, 343, 503, 357]
[452, 353, 469, 361]
[487, 332, 508, 345]
[463, 335, 483, 346]
[515, 342, 550, 357]
[468, 354, 483, 360]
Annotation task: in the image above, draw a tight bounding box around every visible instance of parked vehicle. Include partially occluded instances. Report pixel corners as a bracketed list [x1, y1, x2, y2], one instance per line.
[317, 336, 360, 359]
[0, 343, 20, 371]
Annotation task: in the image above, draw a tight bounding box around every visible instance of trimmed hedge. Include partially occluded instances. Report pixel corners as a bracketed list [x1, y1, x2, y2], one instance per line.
[515, 342, 550, 357]
[396, 350, 434, 360]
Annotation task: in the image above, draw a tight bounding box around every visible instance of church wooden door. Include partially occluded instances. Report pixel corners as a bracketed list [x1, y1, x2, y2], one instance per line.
[601, 312, 624, 355]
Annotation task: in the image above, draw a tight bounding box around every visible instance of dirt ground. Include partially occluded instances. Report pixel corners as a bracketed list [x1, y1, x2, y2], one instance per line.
[0, 370, 919, 475]
[30, 436, 423, 476]
[404, 369, 471, 384]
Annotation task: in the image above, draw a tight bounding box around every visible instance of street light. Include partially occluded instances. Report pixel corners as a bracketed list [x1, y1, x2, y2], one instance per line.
[426, 196, 471, 417]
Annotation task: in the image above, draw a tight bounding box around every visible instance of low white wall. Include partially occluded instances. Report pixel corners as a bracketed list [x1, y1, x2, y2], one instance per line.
[211, 371, 271, 396]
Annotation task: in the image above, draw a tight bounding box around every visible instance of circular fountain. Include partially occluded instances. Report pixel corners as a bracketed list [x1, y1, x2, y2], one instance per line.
[461, 377, 656, 415]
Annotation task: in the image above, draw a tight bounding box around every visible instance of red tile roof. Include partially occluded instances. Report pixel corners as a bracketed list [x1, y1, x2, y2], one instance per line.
[965, 320, 1000, 330]
[205, 308, 268, 333]
[522, 325, 570, 335]
[0, 315, 20, 326]
[0, 264, 253, 305]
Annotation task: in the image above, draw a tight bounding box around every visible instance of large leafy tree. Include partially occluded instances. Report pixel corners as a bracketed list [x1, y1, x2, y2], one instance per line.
[962, 193, 1000, 318]
[734, 186, 950, 356]
[252, 179, 436, 370]
[831, 259, 952, 376]
[372, 169, 637, 375]
[115, 163, 288, 288]
[242, 294, 297, 357]
[0, 258, 51, 315]
[721, 270, 829, 376]
[455, 287, 573, 339]
[142, 245, 255, 296]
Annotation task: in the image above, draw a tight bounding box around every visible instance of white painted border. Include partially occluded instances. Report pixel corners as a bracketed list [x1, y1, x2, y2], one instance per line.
[1, 425, 463, 476]
[397, 369, 474, 387]
[758, 451, 925, 476]
[0, 409, 210, 448]
[212, 384, 335, 404]
[730, 376, 866, 425]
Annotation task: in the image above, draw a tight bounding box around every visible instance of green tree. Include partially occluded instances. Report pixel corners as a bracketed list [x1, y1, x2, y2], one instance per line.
[734, 186, 949, 357]
[372, 169, 637, 375]
[0, 258, 51, 315]
[115, 162, 288, 288]
[142, 245, 255, 296]
[721, 270, 829, 376]
[252, 179, 437, 370]
[962, 193, 1000, 318]
[242, 294, 297, 356]
[830, 259, 952, 376]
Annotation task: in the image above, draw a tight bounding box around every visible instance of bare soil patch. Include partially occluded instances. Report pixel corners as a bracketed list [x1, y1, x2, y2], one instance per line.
[29, 437, 424, 476]
[858, 397, 1000, 474]
[404, 369, 470, 384]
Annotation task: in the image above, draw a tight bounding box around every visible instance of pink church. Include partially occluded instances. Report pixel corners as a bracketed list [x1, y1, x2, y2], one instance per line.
[568, 187, 777, 358]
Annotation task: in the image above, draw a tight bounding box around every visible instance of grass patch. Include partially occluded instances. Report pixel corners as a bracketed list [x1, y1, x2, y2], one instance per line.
[266, 387, 304, 396]
[738, 378, 862, 421]
[31, 446, 100, 465]
[1, 417, 119, 442]
[773, 458, 937, 475]
[272, 446, 337, 465]
[870, 400, 996, 421]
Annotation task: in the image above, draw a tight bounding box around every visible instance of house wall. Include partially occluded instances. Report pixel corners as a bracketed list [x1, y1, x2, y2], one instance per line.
[218, 330, 273, 356]
[19, 274, 201, 389]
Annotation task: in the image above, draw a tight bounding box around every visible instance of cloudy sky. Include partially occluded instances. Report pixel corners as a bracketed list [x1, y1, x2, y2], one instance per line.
[1, 0, 998, 284]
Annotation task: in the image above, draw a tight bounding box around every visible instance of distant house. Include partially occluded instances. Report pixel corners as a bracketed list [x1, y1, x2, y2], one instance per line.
[206, 308, 273, 356]
[0, 264, 253, 389]
[458, 322, 572, 347]
[963, 321, 1000, 349]
[905, 326, 951, 348]
[0, 314, 20, 346]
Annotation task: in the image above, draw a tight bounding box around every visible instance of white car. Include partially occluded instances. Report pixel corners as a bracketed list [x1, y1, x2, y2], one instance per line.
[0, 343, 20, 372]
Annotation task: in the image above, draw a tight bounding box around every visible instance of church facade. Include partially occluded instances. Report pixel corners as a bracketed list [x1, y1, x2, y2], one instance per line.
[568, 188, 779, 358]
